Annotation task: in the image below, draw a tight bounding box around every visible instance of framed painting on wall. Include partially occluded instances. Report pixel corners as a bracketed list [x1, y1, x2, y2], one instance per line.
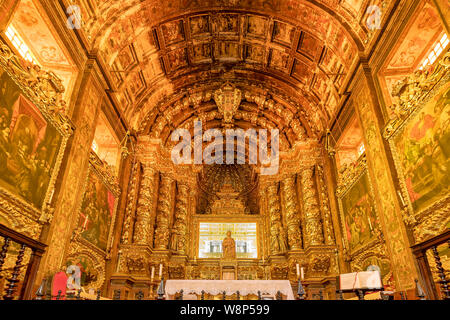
[64, 152, 120, 290]
[384, 52, 450, 237]
[75, 152, 120, 253]
[0, 43, 72, 239]
[336, 156, 381, 257]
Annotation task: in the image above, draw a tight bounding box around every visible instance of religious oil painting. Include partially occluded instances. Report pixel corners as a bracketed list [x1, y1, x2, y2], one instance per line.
[65, 255, 99, 289]
[78, 169, 116, 251]
[0, 70, 62, 209]
[393, 83, 450, 214]
[340, 172, 378, 253]
[360, 257, 392, 285]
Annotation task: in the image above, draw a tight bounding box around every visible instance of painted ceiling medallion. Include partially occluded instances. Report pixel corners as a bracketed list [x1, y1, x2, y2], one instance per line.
[214, 82, 242, 126]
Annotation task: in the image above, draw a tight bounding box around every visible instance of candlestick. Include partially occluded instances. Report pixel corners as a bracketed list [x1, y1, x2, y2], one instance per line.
[301, 267, 305, 280]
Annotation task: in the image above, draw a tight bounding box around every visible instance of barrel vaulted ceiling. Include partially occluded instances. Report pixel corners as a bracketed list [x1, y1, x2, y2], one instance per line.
[72, 0, 395, 148]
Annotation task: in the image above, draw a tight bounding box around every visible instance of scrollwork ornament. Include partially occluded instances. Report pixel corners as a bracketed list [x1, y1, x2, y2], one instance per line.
[0, 44, 73, 136]
[384, 51, 449, 139]
[336, 155, 367, 197]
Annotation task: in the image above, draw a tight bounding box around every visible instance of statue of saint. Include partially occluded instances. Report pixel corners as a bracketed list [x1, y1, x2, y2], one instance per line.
[222, 231, 236, 259]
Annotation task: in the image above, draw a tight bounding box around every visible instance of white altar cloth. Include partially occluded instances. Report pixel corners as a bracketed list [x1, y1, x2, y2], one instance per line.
[165, 280, 295, 300]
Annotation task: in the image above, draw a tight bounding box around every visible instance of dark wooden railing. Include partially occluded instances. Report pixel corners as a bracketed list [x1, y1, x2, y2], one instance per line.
[0, 224, 46, 300]
[411, 229, 450, 300]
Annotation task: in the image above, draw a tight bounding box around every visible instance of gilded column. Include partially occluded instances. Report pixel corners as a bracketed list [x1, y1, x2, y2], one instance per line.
[317, 165, 335, 245]
[121, 161, 139, 244]
[281, 176, 302, 250]
[170, 183, 189, 255]
[132, 166, 158, 245]
[300, 167, 324, 246]
[267, 184, 288, 255]
[154, 174, 175, 250]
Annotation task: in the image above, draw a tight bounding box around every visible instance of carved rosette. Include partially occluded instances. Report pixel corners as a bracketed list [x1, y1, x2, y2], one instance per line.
[154, 175, 175, 249]
[300, 167, 324, 246]
[317, 165, 335, 245]
[133, 166, 158, 245]
[266, 184, 288, 255]
[281, 176, 302, 250]
[170, 183, 189, 254]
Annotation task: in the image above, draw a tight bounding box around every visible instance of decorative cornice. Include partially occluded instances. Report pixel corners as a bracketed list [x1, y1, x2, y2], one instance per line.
[384, 51, 450, 140]
[89, 151, 121, 197]
[0, 43, 74, 137]
[335, 154, 367, 198]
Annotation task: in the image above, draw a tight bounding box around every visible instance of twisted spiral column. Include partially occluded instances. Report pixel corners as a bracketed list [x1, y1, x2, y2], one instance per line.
[281, 176, 302, 250]
[300, 167, 324, 246]
[267, 184, 288, 255]
[154, 174, 175, 249]
[121, 161, 139, 244]
[170, 183, 189, 254]
[133, 166, 158, 245]
[317, 165, 335, 245]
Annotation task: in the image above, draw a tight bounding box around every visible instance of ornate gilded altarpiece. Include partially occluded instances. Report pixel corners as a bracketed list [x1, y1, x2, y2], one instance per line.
[0, 42, 73, 240]
[336, 155, 392, 285]
[384, 51, 450, 243]
[65, 151, 121, 290]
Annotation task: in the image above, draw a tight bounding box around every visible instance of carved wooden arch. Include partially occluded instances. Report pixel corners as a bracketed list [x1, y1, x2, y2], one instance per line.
[139, 84, 314, 142]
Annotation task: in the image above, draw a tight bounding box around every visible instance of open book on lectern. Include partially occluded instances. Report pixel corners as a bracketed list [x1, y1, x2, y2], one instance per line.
[339, 271, 383, 291]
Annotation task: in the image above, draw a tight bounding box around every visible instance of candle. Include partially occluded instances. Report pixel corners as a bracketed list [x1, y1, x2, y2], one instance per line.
[368, 217, 373, 231]
[397, 190, 406, 206]
[301, 267, 305, 280]
[151, 266, 155, 281]
[49, 188, 55, 203]
[159, 263, 163, 277]
[83, 215, 89, 230]
[296, 264, 300, 277]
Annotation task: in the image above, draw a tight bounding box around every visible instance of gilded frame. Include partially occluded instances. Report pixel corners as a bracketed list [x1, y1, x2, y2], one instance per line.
[73, 151, 121, 256]
[0, 43, 73, 239]
[384, 52, 450, 229]
[335, 156, 382, 258]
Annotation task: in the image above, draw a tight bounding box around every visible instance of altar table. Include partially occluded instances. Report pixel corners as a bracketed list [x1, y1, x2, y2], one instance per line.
[165, 280, 295, 300]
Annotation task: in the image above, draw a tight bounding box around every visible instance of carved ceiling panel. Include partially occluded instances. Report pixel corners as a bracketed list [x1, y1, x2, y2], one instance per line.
[68, 0, 397, 148]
